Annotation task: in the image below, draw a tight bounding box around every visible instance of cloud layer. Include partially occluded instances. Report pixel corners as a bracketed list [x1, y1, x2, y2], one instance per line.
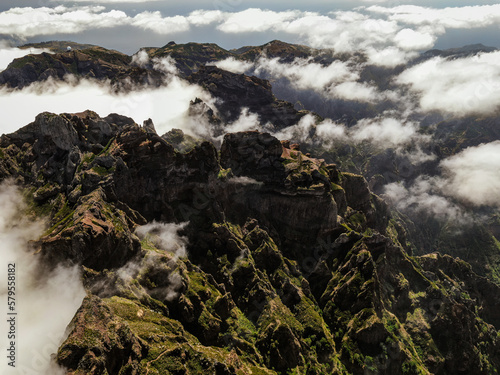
[440, 141, 500, 206]
[384, 141, 500, 224]
[0, 74, 213, 136]
[272, 113, 429, 150]
[397, 51, 500, 115]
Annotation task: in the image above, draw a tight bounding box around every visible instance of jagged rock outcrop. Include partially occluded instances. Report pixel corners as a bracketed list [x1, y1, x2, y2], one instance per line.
[57, 295, 146, 375]
[142, 41, 235, 77]
[233, 40, 313, 63]
[0, 47, 163, 88]
[188, 65, 307, 129]
[220, 131, 285, 184]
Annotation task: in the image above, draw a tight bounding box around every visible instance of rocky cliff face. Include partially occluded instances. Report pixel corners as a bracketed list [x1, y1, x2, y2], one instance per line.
[1, 111, 500, 374]
[188, 65, 307, 128]
[0, 47, 163, 88]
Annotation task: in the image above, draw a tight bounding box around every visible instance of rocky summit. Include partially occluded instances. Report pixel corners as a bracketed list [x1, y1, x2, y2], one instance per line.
[2, 110, 500, 375]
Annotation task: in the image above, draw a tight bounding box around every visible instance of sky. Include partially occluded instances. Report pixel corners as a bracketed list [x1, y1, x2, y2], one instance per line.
[0, 1, 500, 53]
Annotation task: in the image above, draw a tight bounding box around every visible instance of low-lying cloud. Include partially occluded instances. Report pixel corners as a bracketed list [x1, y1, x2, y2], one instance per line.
[397, 51, 500, 116]
[383, 141, 500, 222]
[0, 40, 51, 73]
[0, 74, 213, 136]
[0, 181, 85, 375]
[440, 141, 500, 207]
[216, 56, 384, 103]
[272, 113, 430, 151]
[135, 221, 188, 261]
[211, 57, 253, 75]
[383, 177, 469, 224]
[130, 221, 188, 301]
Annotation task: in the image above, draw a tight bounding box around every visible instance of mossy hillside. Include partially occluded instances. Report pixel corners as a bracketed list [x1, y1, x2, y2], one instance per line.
[196, 221, 346, 374]
[319, 226, 500, 374]
[301, 113, 500, 287]
[60, 294, 276, 375]
[57, 295, 144, 375]
[280, 146, 332, 192]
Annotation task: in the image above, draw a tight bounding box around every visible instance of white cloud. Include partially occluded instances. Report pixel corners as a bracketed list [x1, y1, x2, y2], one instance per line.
[131, 49, 149, 67]
[394, 28, 436, 50]
[315, 118, 348, 144]
[0, 41, 52, 72]
[272, 113, 319, 143]
[253, 56, 385, 103]
[282, 12, 401, 54]
[135, 221, 188, 260]
[350, 117, 423, 147]
[132, 221, 188, 301]
[152, 55, 179, 75]
[439, 141, 500, 207]
[367, 4, 500, 30]
[365, 46, 415, 67]
[384, 141, 500, 220]
[212, 57, 254, 74]
[329, 81, 379, 102]
[0, 76, 213, 136]
[396, 51, 500, 115]
[1, 4, 498, 68]
[131, 11, 190, 34]
[187, 10, 225, 26]
[271, 113, 424, 150]
[224, 108, 261, 133]
[0, 6, 127, 39]
[217, 8, 301, 33]
[256, 56, 358, 91]
[397, 147, 437, 165]
[383, 177, 469, 223]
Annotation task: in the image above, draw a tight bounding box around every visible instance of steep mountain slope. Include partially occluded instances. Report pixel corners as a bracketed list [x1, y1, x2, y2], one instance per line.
[2, 111, 500, 374]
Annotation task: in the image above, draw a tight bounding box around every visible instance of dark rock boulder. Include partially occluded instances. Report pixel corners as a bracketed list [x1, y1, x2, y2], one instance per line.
[220, 131, 285, 185]
[188, 65, 306, 129]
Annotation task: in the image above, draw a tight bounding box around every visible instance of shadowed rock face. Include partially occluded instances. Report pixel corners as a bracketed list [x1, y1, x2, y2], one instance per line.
[0, 48, 164, 89]
[188, 65, 307, 128]
[2, 112, 500, 375]
[220, 131, 285, 185]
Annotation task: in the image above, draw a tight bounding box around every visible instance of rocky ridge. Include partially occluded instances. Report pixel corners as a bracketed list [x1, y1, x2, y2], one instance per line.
[1, 111, 500, 374]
